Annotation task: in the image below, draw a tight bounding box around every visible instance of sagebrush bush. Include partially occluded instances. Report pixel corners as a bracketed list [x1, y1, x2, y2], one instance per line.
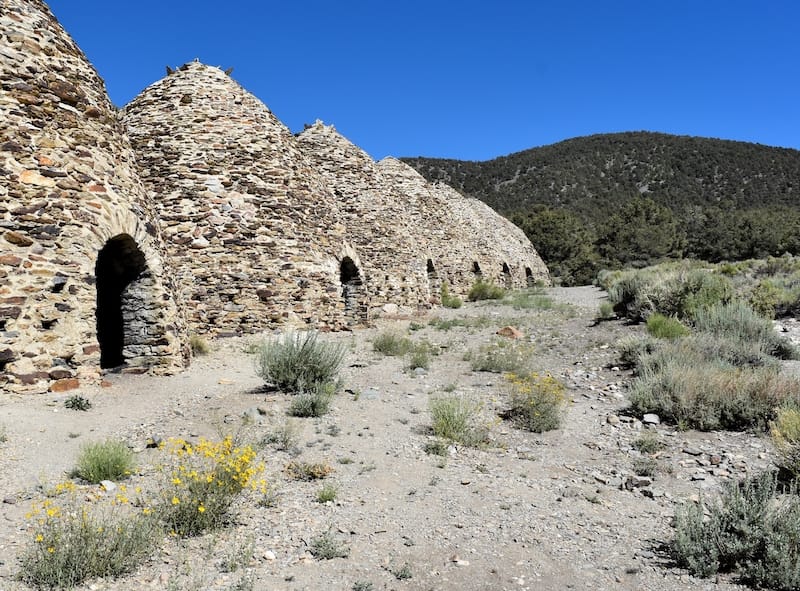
[693, 301, 798, 360]
[771, 407, 800, 479]
[156, 436, 265, 536]
[504, 372, 567, 433]
[255, 331, 346, 393]
[469, 339, 532, 374]
[429, 395, 487, 446]
[646, 313, 690, 339]
[20, 495, 160, 589]
[372, 331, 412, 356]
[672, 472, 800, 590]
[73, 439, 136, 483]
[629, 349, 800, 431]
[468, 279, 505, 301]
[606, 265, 732, 322]
[440, 283, 462, 309]
[288, 382, 336, 417]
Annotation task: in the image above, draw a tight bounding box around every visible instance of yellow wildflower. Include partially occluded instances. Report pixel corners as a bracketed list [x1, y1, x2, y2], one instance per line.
[171, 496, 180, 505]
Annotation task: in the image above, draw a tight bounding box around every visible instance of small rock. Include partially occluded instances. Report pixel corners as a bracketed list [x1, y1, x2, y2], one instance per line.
[100, 480, 116, 492]
[263, 550, 276, 561]
[413, 367, 427, 376]
[496, 326, 524, 339]
[683, 447, 704, 456]
[606, 414, 620, 426]
[642, 413, 660, 425]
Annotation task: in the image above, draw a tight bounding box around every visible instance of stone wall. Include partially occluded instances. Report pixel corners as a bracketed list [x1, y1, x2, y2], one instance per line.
[122, 63, 363, 333]
[296, 122, 431, 314]
[377, 158, 549, 295]
[0, 0, 188, 393]
[1, 1, 550, 393]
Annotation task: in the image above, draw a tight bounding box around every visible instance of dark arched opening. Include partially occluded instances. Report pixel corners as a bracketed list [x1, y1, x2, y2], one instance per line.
[525, 267, 534, 287]
[426, 259, 436, 275]
[472, 261, 482, 276]
[340, 257, 364, 321]
[96, 235, 148, 369]
[501, 262, 511, 286]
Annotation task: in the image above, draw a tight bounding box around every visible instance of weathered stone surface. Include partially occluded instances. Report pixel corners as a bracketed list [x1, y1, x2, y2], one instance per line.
[1, 0, 189, 392]
[49, 377, 80, 392]
[1, 1, 549, 393]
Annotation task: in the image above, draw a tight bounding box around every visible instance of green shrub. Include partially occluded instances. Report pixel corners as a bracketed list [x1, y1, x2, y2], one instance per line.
[693, 301, 798, 360]
[629, 348, 800, 431]
[646, 313, 690, 339]
[288, 382, 337, 417]
[750, 279, 783, 319]
[372, 331, 412, 356]
[255, 331, 346, 393]
[617, 336, 659, 369]
[503, 372, 567, 433]
[316, 483, 337, 503]
[468, 279, 505, 301]
[440, 283, 462, 309]
[406, 341, 435, 371]
[19, 499, 159, 589]
[64, 395, 92, 411]
[469, 340, 532, 374]
[429, 395, 487, 446]
[310, 530, 349, 560]
[606, 266, 732, 322]
[632, 430, 664, 454]
[73, 440, 136, 483]
[672, 471, 800, 590]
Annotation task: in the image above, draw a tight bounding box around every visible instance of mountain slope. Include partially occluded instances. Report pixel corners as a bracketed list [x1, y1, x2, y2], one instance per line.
[402, 132, 800, 283]
[402, 131, 800, 218]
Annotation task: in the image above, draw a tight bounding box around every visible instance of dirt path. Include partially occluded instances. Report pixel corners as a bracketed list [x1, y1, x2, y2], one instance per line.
[0, 287, 769, 590]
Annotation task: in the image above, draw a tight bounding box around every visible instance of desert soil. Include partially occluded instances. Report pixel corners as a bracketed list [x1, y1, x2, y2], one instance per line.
[1, 286, 790, 591]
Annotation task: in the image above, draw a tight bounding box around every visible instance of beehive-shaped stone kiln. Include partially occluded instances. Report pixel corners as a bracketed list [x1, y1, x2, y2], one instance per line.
[296, 122, 431, 313]
[1, 0, 550, 393]
[377, 158, 549, 292]
[0, 0, 189, 393]
[122, 63, 366, 333]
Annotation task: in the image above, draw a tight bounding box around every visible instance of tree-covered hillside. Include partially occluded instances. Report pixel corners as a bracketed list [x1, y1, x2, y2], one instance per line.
[402, 132, 800, 284]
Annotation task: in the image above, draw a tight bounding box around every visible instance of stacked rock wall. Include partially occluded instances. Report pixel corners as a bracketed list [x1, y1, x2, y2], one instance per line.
[296, 122, 431, 314]
[122, 63, 363, 333]
[377, 158, 549, 295]
[1, 1, 550, 393]
[0, 0, 188, 393]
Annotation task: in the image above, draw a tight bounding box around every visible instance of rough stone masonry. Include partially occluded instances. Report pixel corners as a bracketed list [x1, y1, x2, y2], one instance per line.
[0, 0, 549, 394]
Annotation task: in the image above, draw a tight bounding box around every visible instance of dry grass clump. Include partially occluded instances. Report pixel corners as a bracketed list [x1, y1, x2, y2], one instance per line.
[468, 339, 533, 374]
[771, 407, 800, 480]
[372, 331, 413, 356]
[72, 439, 136, 484]
[429, 395, 488, 447]
[284, 461, 334, 481]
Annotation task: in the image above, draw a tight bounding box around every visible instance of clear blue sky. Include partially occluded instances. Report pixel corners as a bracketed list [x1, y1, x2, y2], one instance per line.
[46, 0, 799, 161]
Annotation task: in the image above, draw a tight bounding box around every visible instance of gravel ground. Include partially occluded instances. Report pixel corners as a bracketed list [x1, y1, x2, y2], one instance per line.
[0, 287, 780, 591]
